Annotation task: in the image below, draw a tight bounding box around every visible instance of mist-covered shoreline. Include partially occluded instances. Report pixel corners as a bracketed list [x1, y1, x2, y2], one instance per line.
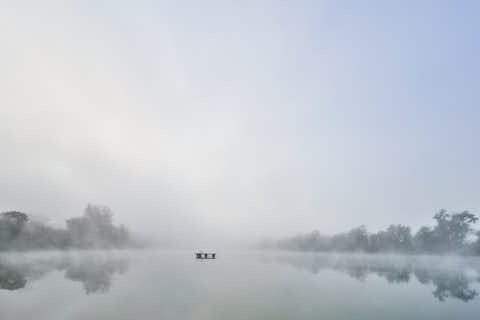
[0, 204, 141, 251]
[261, 210, 480, 256]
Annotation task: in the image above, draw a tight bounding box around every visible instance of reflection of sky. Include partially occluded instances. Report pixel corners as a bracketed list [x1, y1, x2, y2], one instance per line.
[1, 2, 480, 244]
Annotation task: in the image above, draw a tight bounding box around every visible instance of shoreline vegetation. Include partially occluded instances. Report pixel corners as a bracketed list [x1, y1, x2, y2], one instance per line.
[0, 204, 140, 251]
[260, 210, 480, 256]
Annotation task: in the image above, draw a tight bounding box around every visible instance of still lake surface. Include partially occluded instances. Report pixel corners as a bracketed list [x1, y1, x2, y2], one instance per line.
[1, 250, 480, 319]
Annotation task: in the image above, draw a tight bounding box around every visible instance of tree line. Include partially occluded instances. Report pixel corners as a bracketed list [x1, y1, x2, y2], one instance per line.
[0, 204, 132, 251]
[263, 210, 480, 255]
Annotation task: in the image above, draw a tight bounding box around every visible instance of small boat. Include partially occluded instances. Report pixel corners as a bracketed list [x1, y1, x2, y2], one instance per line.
[195, 252, 216, 259]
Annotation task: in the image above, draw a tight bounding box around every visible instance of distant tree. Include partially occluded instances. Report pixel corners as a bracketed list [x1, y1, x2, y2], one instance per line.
[0, 211, 28, 235]
[66, 204, 130, 249]
[346, 226, 369, 251]
[432, 210, 478, 251]
[379, 225, 413, 252]
[367, 232, 381, 252]
[413, 226, 436, 253]
[412, 211, 478, 253]
[20, 220, 72, 250]
[0, 211, 29, 249]
[471, 231, 480, 255]
[325, 226, 369, 252]
[414, 210, 478, 253]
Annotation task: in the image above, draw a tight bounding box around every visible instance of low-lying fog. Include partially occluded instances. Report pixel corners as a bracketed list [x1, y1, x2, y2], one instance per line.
[2, 250, 480, 320]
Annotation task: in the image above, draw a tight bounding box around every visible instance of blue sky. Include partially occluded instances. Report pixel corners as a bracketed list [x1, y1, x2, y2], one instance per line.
[1, 1, 479, 244]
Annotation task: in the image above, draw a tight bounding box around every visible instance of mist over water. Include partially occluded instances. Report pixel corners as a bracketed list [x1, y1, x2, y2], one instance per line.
[1, 251, 480, 319]
[2, 1, 480, 319]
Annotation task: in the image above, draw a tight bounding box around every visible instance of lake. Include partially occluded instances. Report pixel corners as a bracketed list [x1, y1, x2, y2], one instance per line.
[1, 250, 480, 319]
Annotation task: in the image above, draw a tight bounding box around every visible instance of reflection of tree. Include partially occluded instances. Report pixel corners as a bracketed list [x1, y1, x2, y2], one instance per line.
[429, 273, 477, 302]
[266, 254, 480, 302]
[377, 266, 411, 283]
[0, 254, 128, 294]
[0, 263, 27, 290]
[65, 258, 128, 294]
[344, 264, 368, 282]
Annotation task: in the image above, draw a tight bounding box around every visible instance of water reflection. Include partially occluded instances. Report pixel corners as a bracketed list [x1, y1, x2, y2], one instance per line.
[0, 264, 27, 290]
[264, 253, 480, 302]
[0, 253, 128, 294]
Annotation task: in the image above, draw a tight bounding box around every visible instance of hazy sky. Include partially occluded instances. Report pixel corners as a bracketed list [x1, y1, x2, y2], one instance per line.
[1, 1, 479, 245]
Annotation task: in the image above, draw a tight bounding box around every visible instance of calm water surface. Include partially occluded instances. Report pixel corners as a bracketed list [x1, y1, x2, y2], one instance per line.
[1, 251, 480, 319]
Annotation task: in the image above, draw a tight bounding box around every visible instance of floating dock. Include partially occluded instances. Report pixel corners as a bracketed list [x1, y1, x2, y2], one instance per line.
[195, 252, 216, 259]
